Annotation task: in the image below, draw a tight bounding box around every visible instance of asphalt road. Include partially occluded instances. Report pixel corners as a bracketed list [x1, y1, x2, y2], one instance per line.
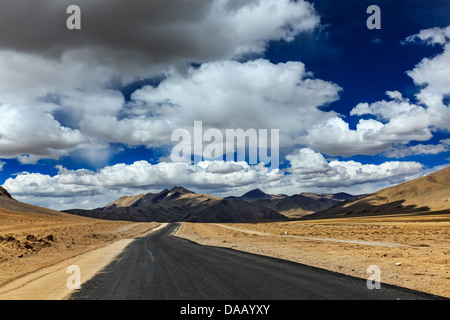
[70, 223, 443, 300]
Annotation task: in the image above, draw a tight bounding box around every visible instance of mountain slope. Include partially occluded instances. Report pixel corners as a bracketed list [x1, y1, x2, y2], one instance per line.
[0, 186, 12, 199]
[309, 166, 450, 219]
[0, 186, 75, 218]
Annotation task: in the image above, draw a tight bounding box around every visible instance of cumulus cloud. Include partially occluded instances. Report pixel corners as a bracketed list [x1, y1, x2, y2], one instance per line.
[401, 26, 450, 121]
[284, 148, 423, 188]
[407, 48, 450, 115]
[0, 51, 125, 163]
[305, 116, 390, 156]
[305, 25, 450, 157]
[111, 59, 341, 148]
[384, 139, 450, 159]
[0, 0, 324, 163]
[405, 26, 450, 45]
[0, 104, 87, 163]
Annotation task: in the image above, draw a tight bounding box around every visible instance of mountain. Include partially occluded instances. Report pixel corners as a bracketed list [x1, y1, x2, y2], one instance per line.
[65, 186, 286, 223]
[104, 186, 195, 209]
[299, 192, 358, 201]
[254, 194, 347, 218]
[0, 186, 77, 218]
[308, 166, 450, 219]
[233, 188, 272, 201]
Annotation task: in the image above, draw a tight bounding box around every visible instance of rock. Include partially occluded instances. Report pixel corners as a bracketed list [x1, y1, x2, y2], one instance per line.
[26, 235, 37, 241]
[6, 236, 16, 242]
[395, 262, 402, 266]
[23, 242, 33, 250]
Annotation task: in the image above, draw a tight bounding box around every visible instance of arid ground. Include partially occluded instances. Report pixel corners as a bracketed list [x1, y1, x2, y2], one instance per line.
[175, 212, 450, 298]
[0, 206, 161, 299]
[1, 204, 448, 299]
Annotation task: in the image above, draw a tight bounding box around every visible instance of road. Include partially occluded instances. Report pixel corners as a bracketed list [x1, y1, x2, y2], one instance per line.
[70, 223, 443, 300]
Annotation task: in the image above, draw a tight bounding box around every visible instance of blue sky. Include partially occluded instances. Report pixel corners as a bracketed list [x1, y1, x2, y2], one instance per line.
[0, 0, 449, 210]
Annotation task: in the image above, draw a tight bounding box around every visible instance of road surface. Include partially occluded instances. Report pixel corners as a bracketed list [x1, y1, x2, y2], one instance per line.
[70, 223, 443, 300]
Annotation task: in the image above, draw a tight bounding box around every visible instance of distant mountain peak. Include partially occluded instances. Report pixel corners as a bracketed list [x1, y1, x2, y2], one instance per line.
[169, 186, 195, 195]
[240, 188, 271, 200]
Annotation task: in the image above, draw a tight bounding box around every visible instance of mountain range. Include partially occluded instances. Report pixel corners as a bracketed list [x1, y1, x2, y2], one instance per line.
[64, 186, 283, 223]
[226, 189, 358, 218]
[2, 166, 449, 223]
[63, 186, 358, 223]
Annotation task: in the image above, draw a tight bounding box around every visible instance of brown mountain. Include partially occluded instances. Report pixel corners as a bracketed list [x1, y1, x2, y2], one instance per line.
[0, 186, 79, 219]
[65, 186, 286, 223]
[308, 166, 450, 219]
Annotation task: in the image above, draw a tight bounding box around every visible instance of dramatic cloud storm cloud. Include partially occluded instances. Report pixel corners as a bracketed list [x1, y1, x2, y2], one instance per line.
[0, 0, 319, 79]
[0, 0, 323, 163]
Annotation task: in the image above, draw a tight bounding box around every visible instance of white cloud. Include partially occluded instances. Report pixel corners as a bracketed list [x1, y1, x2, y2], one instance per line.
[285, 148, 332, 175]
[305, 116, 390, 156]
[384, 139, 450, 158]
[407, 46, 450, 114]
[405, 26, 450, 45]
[0, 1, 323, 163]
[0, 51, 127, 163]
[306, 25, 450, 157]
[284, 148, 423, 188]
[0, 104, 87, 163]
[351, 91, 421, 121]
[105, 59, 341, 148]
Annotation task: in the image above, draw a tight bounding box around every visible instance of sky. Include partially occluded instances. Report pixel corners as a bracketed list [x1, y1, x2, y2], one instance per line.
[0, 0, 449, 210]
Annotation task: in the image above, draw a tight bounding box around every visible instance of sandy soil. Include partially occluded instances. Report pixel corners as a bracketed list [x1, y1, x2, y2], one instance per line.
[175, 212, 450, 298]
[0, 209, 161, 299]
